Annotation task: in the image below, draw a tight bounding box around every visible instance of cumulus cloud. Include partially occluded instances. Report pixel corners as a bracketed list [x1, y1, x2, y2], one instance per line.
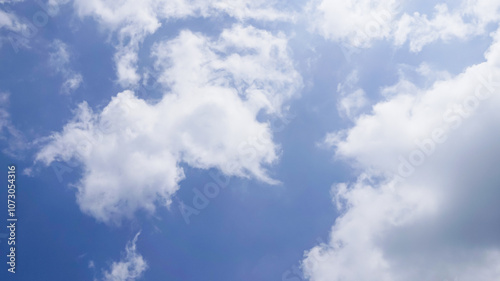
[0, 5, 29, 50]
[308, 0, 500, 52]
[36, 25, 302, 224]
[49, 40, 83, 94]
[72, 0, 294, 87]
[102, 232, 147, 281]
[303, 28, 500, 281]
[393, 4, 477, 52]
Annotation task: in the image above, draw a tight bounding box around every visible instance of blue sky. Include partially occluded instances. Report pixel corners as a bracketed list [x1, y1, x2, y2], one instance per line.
[1, 1, 500, 281]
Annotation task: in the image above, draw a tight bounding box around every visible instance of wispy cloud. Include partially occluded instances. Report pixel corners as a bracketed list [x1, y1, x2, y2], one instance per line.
[72, 0, 296, 87]
[102, 232, 147, 281]
[49, 39, 83, 94]
[307, 0, 500, 52]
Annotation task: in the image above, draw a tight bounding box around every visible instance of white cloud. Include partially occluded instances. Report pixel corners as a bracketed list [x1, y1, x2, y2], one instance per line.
[0, 1, 68, 50]
[72, 0, 294, 87]
[336, 71, 368, 120]
[49, 40, 83, 94]
[36, 25, 302, 224]
[74, 0, 292, 33]
[0, 2, 32, 51]
[415, 62, 451, 82]
[303, 28, 500, 281]
[308, 0, 500, 52]
[73, 0, 165, 87]
[337, 89, 368, 120]
[0, 7, 26, 32]
[48, 0, 69, 7]
[61, 73, 83, 94]
[0, 92, 26, 157]
[102, 232, 147, 281]
[49, 39, 71, 68]
[307, 0, 398, 48]
[394, 3, 479, 52]
[206, 0, 294, 21]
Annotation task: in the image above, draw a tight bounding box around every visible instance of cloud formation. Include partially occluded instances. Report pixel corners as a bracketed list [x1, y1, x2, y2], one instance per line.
[308, 0, 500, 52]
[0, 7, 25, 32]
[307, 0, 398, 47]
[336, 71, 368, 120]
[49, 40, 83, 94]
[102, 232, 147, 281]
[36, 25, 302, 224]
[72, 0, 294, 87]
[303, 27, 500, 281]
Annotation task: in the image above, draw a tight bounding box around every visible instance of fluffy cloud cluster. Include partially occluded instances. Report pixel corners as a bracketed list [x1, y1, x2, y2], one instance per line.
[308, 0, 500, 52]
[307, 0, 398, 47]
[36, 25, 302, 224]
[72, 0, 294, 87]
[103, 232, 147, 281]
[303, 27, 500, 281]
